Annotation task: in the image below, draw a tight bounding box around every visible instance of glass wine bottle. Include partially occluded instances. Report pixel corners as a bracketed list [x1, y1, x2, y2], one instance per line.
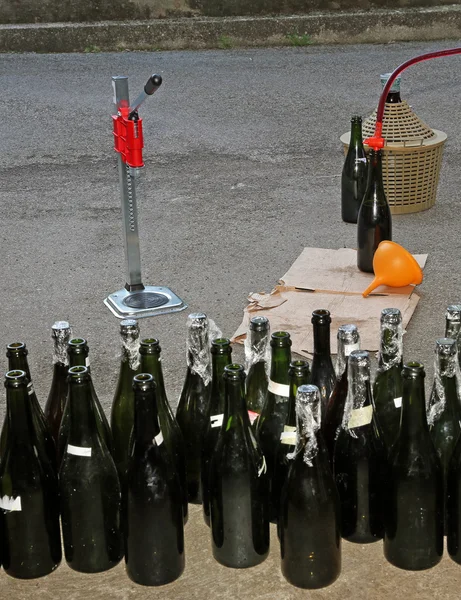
[0, 370, 61, 579]
[384, 362, 443, 570]
[445, 305, 461, 369]
[60, 366, 123, 573]
[373, 308, 404, 450]
[341, 116, 368, 224]
[124, 373, 185, 585]
[333, 350, 387, 543]
[245, 316, 270, 425]
[209, 364, 269, 568]
[280, 384, 341, 589]
[310, 310, 336, 417]
[323, 324, 360, 462]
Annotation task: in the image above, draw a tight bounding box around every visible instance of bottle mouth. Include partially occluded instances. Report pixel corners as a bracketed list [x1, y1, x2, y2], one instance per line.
[69, 337, 86, 346]
[68, 365, 89, 382]
[211, 338, 231, 354]
[133, 372, 156, 391]
[289, 359, 310, 372]
[224, 363, 244, 379]
[403, 361, 425, 378]
[270, 331, 291, 347]
[4, 369, 27, 387]
[250, 316, 269, 332]
[311, 309, 331, 325]
[381, 308, 402, 325]
[351, 115, 362, 123]
[6, 342, 27, 357]
[140, 338, 160, 353]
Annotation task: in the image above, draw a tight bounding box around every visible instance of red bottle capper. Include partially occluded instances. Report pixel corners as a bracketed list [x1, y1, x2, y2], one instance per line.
[112, 106, 144, 168]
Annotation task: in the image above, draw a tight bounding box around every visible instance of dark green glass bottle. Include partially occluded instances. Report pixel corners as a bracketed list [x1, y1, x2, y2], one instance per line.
[445, 305, 461, 370]
[201, 338, 233, 527]
[111, 319, 142, 483]
[357, 149, 392, 273]
[310, 310, 336, 417]
[255, 331, 292, 522]
[373, 308, 404, 450]
[60, 366, 123, 573]
[333, 350, 387, 543]
[428, 338, 461, 534]
[176, 313, 212, 504]
[44, 321, 72, 445]
[341, 116, 368, 224]
[124, 373, 185, 586]
[58, 337, 113, 464]
[1, 342, 56, 470]
[384, 362, 443, 570]
[245, 316, 270, 424]
[280, 384, 341, 589]
[0, 370, 61, 579]
[210, 363, 269, 568]
[323, 324, 360, 462]
[272, 360, 310, 525]
[139, 338, 188, 524]
[447, 404, 461, 563]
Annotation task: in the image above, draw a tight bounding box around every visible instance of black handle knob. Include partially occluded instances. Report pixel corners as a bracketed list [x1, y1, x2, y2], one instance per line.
[144, 74, 162, 95]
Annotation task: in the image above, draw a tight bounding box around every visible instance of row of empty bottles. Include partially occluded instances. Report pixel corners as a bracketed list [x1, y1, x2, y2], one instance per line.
[1, 304, 461, 588]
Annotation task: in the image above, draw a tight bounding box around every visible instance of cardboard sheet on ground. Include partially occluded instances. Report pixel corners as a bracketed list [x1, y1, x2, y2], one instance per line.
[232, 247, 427, 356]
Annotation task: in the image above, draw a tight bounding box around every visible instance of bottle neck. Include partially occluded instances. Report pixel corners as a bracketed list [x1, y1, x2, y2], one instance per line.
[6, 384, 34, 445]
[350, 120, 363, 148]
[347, 361, 371, 411]
[386, 91, 402, 103]
[378, 323, 403, 370]
[336, 339, 360, 378]
[140, 352, 165, 395]
[445, 319, 461, 341]
[400, 375, 429, 437]
[67, 379, 99, 447]
[211, 350, 232, 411]
[187, 329, 211, 385]
[247, 329, 269, 367]
[313, 322, 331, 356]
[133, 387, 161, 446]
[428, 353, 460, 425]
[269, 345, 291, 382]
[287, 370, 311, 425]
[294, 395, 321, 466]
[68, 349, 89, 369]
[224, 376, 249, 426]
[8, 352, 32, 380]
[366, 150, 384, 190]
[120, 332, 140, 371]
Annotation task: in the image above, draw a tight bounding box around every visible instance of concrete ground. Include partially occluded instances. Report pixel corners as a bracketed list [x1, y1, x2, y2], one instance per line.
[0, 41, 461, 598]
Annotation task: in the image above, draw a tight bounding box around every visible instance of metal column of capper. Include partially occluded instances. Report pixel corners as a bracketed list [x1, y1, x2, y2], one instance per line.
[104, 73, 187, 319]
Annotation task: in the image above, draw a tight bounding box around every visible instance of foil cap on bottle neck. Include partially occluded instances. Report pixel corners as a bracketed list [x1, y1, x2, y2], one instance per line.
[52, 321, 72, 365]
[250, 316, 269, 333]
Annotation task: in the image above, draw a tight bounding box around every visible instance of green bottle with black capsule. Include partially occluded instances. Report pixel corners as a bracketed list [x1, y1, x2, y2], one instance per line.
[445, 305, 461, 369]
[341, 116, 368, 224]
[44, 321, 72, 445]
[280, 384, 341, 589]
[1, 342, 56, 470]
[58, 337, 112, 464]
[373, 308, 403, 450]
[323, 324, 360, 462]
[176, 313, 213, 504]
[334, 350, 387, 543]
[201, 338, 233, 526]
[310, 310, 336, 417]
[272, 359, 310, 524]
[428, 338, 461, 533]
[210, 364, 269, 568]
[111, 319, 142, 483]
[140, 338, 188, 524]
[385, 362, 443, 570]
[245, 316, 270, 425]
[60, 366, 123, 573]
[357, 148, 392, 273]
[124, 373, 185, 586]
[0, 370, 61, 579]
[255, 331, 292, 522]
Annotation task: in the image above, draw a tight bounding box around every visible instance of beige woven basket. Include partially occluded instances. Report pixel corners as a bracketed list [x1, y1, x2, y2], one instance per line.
[340, 101, 447, 214]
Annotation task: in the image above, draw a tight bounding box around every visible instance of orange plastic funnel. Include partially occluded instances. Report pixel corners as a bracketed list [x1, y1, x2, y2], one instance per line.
[362, 241, 423, 298]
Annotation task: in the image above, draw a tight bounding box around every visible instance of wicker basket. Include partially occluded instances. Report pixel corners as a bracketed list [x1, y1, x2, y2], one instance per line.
[340, 101, 447, 214]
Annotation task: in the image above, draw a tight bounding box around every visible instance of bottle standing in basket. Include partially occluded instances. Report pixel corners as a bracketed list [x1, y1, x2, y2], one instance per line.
[280, 385, 341, 589]
[341, 116, 368, 224]
[310, 310, 336, 417]
[209, 364, 269, 568]
[245, 316, 271, 426]
[382, 73, 402, 104]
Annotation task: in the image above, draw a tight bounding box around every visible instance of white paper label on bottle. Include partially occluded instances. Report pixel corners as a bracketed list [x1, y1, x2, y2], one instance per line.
[85, 357, 91, 367]
[154, 432, 164, 446]
[268, 380, 290, 398]
[67, 444, 92, 457]
[348, 405, 373, 429]
[394, 397, 402, 408]
[248, 410, 259, 425]
[258, 455, 267, 477]
[345, 343, 360, 357]
[280, 425, 297, 445]
[211, 414, 224, 428]
[0, 495, 22, 512]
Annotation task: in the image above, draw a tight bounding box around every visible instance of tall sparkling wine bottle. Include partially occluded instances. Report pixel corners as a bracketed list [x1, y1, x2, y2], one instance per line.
[58, 337, 112, 464]
[373, 308, 404, 450]
[384, 362, 443, 570]
[445, 305, 461, 370]
[341, 116, 368, 224]
[0, 370, 61, 579]
[334, 350, 387, 543]
[1, 342, 56, 470]
[323, 324, 360, 462]
[255, 331, 292, 522]
[140, 338, 188, 524]
[210, 364, 269, 568]
[111, 319, 141, 483]
[44, 321, 72, 445]
[428, 338, 461, 534]
[176, 313, 213, 504]
[201, 338, 233, 526]
[310, 310, 336, 417]
[272, 360, 311, 525]
[245, 316, 270, 424]
[124, 374, 185, 586]
[60, 366, 123, 573]
[357, 149, 392, 273]
[280, 384, 341, 589]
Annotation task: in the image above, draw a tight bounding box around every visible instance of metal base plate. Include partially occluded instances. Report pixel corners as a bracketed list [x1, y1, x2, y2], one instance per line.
[104, 286, 187, 319]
